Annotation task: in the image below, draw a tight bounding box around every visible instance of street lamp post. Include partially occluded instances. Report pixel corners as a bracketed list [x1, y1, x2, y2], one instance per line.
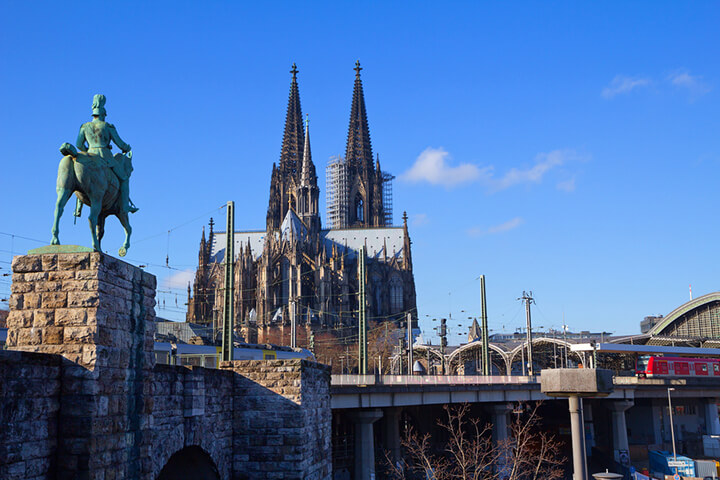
[668, 387, 677, 472]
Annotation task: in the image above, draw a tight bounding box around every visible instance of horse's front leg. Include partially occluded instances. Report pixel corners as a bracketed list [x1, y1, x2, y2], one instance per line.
[96, 214, 107, 252]
[51, 188, 74, 245]
[116, 211, 132, 257]
[87, 199, 102, 252]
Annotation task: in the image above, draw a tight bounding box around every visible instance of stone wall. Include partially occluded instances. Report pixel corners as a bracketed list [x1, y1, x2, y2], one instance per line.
[149, 364, 234, 478]
[0, 251, 333, 480]
[6, 251, 156, 479]
[220, 359, 332, 479]
[0, 350, 61, 480]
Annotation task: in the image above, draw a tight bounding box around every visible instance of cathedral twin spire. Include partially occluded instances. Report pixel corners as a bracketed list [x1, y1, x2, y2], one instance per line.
[268, 61, 385, 231]
[345, 60, 374, 174]
[278, 63, 306, 177]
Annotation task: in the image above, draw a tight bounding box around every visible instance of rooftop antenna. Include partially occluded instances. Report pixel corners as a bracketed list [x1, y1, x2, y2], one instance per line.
[689, 284, 693, 301]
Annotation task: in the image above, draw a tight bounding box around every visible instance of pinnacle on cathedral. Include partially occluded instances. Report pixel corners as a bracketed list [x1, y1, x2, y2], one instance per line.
[300, 115, 315, 187]
[345, 60, 374, 173]
[279, 63, 305, 178]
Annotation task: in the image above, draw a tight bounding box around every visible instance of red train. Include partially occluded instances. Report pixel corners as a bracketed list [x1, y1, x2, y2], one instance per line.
[636, 355, 720, 378]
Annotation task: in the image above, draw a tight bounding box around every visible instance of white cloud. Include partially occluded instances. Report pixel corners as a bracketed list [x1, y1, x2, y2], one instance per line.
[411, 213, 429, 227]
[162, 269, 195, 289]
[556, 177, 576, 192]
[403, 148, 584, 193]
[467, 217, 524, 237]
[668, 70, 711, 97]
[401, 147, 482, 188]
[480, 149, 584, 193]
[602, 75, 651, 99]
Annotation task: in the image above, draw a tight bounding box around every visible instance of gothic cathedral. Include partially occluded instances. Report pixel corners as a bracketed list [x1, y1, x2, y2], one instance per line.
[186, 63, 417, 351]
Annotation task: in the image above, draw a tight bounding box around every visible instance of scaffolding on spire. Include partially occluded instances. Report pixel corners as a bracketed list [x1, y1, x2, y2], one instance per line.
[382, 171, 394, 226]
[326, 156, 348, 229]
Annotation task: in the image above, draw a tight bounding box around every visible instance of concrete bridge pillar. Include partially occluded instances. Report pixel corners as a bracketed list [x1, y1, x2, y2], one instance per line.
[705, 398, 720, 435]
[351, 409, 383, 480]
[383, 407, 402, 467]
[490, 403, 512, 444]
[608, 400, 633, 464]
[489, 403, 512, 477]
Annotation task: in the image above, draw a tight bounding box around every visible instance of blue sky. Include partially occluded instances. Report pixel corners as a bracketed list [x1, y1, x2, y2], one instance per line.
[1, 1, 718, 342]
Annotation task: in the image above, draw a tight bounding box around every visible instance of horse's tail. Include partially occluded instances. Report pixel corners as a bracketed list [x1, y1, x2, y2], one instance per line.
[57, 154, 76, 193]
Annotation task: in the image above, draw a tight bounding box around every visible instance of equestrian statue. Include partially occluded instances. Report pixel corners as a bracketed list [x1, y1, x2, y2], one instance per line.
[51, 94, 138, 257]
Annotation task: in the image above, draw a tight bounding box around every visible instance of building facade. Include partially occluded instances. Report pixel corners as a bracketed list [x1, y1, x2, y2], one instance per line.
[186, 63, 417, 348]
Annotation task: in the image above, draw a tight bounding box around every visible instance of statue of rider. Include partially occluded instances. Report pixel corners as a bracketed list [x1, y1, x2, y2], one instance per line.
[75, 94, 138, 214]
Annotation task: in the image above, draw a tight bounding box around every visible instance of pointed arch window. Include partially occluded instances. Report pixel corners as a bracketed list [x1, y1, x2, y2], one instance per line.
[355, 194, 364, 223]
[389, 275, 403, 314]
[280, 258, 290, 306]
[372, 275, 382, 316]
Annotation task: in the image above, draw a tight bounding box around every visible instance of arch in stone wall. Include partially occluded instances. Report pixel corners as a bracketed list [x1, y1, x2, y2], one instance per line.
[157, 446, 220, 480]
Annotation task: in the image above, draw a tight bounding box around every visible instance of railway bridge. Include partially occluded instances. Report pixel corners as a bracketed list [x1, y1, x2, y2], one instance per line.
[329, 374, 720, 478]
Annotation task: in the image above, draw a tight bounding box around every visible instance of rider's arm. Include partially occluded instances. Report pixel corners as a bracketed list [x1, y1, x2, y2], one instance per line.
[108, 124, 131, 153]
[75, 125, 88, 152]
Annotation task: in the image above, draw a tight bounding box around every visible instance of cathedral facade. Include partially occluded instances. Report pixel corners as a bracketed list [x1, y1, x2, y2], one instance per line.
[186, 63, 417, 349]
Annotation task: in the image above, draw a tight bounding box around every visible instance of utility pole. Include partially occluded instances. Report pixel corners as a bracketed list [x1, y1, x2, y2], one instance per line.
[439, 318, 447, 374]
[221, 201, 235, 362]
[407, 312, 414, 375]
[480, 275, 491, 376]
[518, 291, 535, 376]
[358, 245, 368, 375]
[290, 299, 297, 349]
[563, 314, 569, 368]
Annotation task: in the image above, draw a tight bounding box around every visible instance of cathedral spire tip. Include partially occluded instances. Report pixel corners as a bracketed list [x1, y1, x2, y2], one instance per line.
[354, 60, 362, 78]
[290, 62, 298, 80]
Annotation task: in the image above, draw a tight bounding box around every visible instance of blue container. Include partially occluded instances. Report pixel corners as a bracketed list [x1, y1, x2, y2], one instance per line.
[648, 450, 696, 477]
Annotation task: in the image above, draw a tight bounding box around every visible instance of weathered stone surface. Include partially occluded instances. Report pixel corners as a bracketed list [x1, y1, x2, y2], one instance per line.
[11, 255, 42, 273]
[3, 252, 332, 480]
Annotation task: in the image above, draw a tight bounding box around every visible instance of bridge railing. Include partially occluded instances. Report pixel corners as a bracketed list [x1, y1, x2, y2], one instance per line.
[331, 374, 537, 386]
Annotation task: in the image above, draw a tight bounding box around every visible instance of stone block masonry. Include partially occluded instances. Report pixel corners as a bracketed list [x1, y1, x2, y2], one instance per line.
[220, 360, 332, 479]
[0, 251, 333, 480]
[6, 252, 156, 480]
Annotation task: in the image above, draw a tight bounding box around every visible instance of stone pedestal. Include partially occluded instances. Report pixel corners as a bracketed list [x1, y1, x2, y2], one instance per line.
[7, 251, 156, 480]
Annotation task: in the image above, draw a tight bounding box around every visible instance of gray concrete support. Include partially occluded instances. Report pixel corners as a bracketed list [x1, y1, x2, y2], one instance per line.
[608, 400, 633, 464]
[351, 409, 383, 480]
[652, 402, 664, 445]
[569, 396, 588, 480]
[384, 408, 402, 467]
[490, 403, 512, 476]
[490, 403, 511, 444]
[705, 398, 720, 435]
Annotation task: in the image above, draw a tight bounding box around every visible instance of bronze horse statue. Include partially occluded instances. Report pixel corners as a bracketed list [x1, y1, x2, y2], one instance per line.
[50, 143, 132, 257]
